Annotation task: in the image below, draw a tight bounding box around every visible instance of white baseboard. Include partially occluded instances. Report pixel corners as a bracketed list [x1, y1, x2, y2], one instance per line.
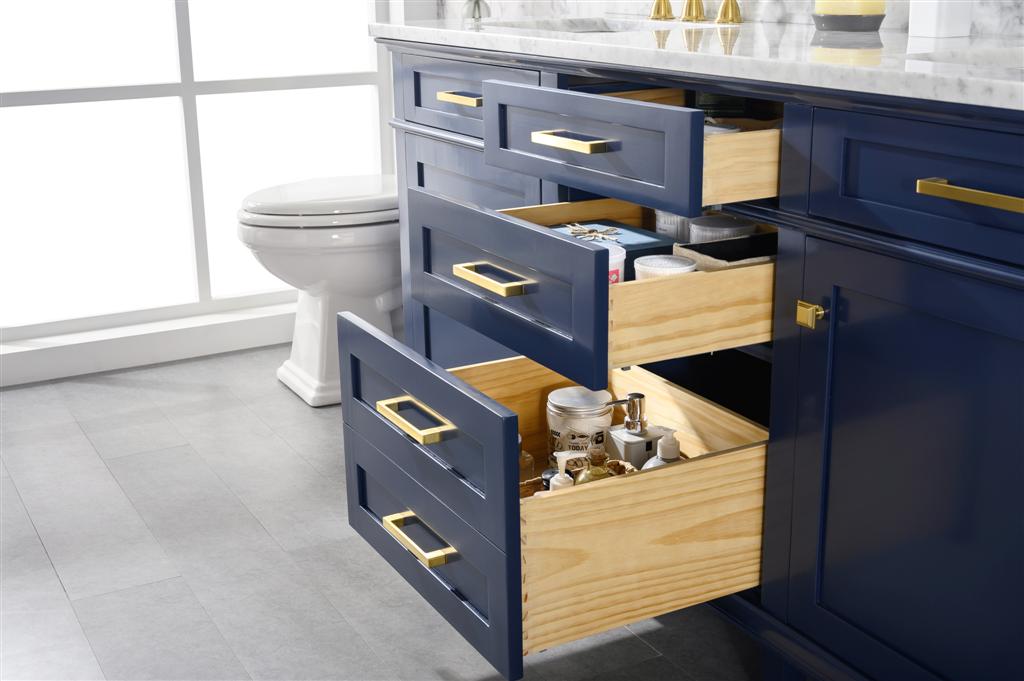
[0, 303, 296, 387]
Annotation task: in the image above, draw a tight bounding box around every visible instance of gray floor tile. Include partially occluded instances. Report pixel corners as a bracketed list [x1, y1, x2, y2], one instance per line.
[182, 424, 353, 552]
[525, 626, 661, 681]
[275, 419, 346, 482]
[291, 538, 546, 681]
[72, 577, 249, 681]
[79, 406, 187, 459]
[239, 384, 339, 432]
[0, 383, 76, 434]
[627, 606, 761, 681]
[110, 447, 388, 680]
[579, 656, 694, 681]
[1, 478, 105, 681]
[57, 374, 158, 422]
[107, 446, 281, 557]
[2, 425, 178, 601]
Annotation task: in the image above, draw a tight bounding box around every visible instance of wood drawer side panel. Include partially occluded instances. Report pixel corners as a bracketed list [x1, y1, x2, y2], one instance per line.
[520, 444, 766, 655]
[703, 129, 781, 206]
[608, 263, 775, 368]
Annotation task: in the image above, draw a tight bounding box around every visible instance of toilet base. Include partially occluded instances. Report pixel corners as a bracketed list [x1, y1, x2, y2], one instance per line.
[278, 288, 398, 407]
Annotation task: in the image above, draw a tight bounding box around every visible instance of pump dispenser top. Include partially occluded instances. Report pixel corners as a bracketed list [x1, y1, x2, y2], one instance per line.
[548, 451, 576, 491]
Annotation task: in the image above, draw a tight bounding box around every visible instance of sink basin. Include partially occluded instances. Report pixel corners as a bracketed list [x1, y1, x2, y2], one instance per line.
[484, 17, 715, 34]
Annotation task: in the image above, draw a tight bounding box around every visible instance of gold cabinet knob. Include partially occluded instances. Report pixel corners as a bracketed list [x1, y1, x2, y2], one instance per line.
[795, 300, 827, 329]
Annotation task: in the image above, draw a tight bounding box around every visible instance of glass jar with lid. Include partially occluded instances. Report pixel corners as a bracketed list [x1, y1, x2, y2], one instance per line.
[546, 386, 613, 469]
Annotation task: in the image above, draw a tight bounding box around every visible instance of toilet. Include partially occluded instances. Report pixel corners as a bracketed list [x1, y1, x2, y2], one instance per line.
[238, 175, 401, 407]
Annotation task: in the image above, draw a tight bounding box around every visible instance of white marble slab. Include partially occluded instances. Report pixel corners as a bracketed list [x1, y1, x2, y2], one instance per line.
[371, 15, 1024, 110]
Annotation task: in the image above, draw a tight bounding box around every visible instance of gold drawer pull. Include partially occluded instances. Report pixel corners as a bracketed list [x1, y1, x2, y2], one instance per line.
[382, 510, 458, 568]
[795, 300, 826, 330]
[916, 177, 1024, 214]
[530, 129, 614, 154]
[376, 395, 457, 445]
[436, 90, 482, 107]
[452, 261, 536, 297]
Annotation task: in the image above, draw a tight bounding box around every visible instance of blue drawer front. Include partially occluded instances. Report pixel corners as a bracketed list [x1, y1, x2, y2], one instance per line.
[397, 54, 539, 138]
[404, 132, 535, 367]
[406, 132, 542, 208]
[407, 188, 610, 390]
[344, 424, 522, 680]
[809, 109, 1024, 266]
[338, 312, 520, 553]
[483, 80, 704, 216]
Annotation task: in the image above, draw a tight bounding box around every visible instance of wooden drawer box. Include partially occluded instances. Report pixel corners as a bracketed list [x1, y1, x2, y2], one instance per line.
[483, 81, 782, 216]
[408, 188, 775, 389]
[340, 314, 768, 680]
[396, 54, 540, 138]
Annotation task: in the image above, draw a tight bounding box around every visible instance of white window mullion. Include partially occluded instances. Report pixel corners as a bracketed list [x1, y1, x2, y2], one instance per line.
[175, 0, 212, 302]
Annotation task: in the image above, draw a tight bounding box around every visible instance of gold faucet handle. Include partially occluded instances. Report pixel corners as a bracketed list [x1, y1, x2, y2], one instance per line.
[649, 0, 676, 20]
[715, 0, 742, 23]
[681, 0, 706, 22]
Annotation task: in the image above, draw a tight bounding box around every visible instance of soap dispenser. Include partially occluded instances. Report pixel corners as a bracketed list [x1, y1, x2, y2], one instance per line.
[642, 431, 682, 470]
[606, 393, 669, 469]
[535, 451, 576, 497]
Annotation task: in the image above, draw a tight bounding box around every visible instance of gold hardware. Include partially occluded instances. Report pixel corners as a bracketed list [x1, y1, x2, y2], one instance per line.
[382, 511, 458, 568]
[795, 300, 826, 330]
[649, 0, 675, 20]
[376, 395, 457, 445]
[681, 0, 706, 21]
[530, 129, 613, 154]
[452, 261, 536, 297]
[916, 177, 1024, 214]
[436, 90, 483, 107]
[715, 0, 742, 23]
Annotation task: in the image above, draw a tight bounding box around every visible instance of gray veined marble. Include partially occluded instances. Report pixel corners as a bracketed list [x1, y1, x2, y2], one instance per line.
[372, 11, 1024, 110]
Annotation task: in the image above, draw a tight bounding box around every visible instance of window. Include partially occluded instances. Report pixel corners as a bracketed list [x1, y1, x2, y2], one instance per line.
[0, 0, 387, 332]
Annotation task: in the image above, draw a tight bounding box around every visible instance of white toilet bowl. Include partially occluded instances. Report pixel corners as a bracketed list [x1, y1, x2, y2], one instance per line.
[238, 175, 400, 406]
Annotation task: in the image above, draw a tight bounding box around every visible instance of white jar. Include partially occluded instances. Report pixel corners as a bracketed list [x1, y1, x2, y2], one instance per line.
[634, 254, 697, 280]
[546, 386, 612, 468]
[688, 214, 757, 244]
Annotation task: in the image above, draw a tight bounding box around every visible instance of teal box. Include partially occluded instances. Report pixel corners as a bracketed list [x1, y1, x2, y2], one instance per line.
[552, 220, 676, 281]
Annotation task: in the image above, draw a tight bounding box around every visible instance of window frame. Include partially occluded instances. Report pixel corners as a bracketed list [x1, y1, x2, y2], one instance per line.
[0, 0, 393, 340]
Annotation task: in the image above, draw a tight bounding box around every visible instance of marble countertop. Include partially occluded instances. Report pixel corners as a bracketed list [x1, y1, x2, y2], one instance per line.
[370, 16, 1023, 111]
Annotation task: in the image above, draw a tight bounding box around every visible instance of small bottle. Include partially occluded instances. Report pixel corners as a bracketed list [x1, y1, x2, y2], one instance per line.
[642, 431, 681, 470]
[548, 451, 576, 492]
[518, 435, 535, 480]
[576, 446, 610, 485]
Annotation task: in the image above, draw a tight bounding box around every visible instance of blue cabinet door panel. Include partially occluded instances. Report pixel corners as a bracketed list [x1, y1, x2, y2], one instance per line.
[397, 54, 539, 138]
[789, 238, 1024, 681]
[407, 188, 610, 390]
[483, 80, 705, 216]
[344, 424, 522, 680]
[338, 312, 520, 554]
[809, 109, 1024, 266]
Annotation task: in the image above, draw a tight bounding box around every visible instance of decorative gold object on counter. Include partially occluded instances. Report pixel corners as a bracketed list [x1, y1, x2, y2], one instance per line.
[681, 0, 706, 22]
[715, 0, 742, 24]
[649, 0, 675, 20]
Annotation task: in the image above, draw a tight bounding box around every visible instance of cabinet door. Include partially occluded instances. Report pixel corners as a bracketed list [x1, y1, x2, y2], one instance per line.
[789, 238, 1024, 681]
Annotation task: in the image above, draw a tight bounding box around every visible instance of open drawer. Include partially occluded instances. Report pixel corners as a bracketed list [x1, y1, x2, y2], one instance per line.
[483, 81, 781, 216]
[339, 313, 767, 681]
[408, 188, 775, 388]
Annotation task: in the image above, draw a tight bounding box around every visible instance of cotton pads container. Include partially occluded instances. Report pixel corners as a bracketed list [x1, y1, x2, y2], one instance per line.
[633, 255, 698, 280]
[687, 215, 757, 244]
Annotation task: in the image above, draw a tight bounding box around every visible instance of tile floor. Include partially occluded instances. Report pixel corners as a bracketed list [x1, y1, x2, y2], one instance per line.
[1, 345, 763, 681]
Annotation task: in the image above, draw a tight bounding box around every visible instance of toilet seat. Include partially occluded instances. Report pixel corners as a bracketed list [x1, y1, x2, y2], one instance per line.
[238, 174, 398, 228]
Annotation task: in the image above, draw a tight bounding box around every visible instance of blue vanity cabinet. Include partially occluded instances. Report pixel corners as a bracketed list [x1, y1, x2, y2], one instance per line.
[787, 237, 1024, 681]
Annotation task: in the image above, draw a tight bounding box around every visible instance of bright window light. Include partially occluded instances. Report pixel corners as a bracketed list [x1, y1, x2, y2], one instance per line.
[196, 85, 382, 298]
[188, 0, 376, 81]
[0, 99, 196, 327]
[0, 0, 179, 92]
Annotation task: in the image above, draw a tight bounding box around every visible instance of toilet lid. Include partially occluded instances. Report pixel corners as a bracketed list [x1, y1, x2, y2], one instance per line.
[242, 175, 397, 217]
